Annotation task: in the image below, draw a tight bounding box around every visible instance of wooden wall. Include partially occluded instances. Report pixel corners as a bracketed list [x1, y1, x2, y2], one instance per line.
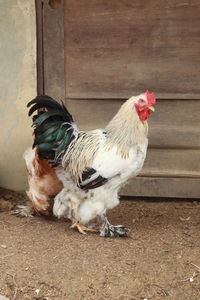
[38, 0, 200, 198]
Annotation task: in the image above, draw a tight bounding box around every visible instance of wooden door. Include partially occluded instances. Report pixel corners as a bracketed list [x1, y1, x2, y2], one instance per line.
[37, 0, 200, 198]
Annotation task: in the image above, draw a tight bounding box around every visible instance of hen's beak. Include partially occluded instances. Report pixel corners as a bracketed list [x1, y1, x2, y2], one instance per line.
[148, 106, 155, 112]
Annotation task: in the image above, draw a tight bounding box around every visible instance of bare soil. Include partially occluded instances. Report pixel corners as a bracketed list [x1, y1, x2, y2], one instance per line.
[0, 188, 200, 300]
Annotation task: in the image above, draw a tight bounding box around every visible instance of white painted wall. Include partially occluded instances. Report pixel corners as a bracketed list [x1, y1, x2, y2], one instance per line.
[0, 0, 36, 190]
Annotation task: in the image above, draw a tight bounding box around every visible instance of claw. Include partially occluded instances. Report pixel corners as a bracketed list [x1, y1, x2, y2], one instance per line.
[71, 222, 98, 235]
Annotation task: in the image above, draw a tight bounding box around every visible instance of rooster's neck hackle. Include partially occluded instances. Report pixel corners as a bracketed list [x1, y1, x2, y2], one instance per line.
[105, 99, 148, 156]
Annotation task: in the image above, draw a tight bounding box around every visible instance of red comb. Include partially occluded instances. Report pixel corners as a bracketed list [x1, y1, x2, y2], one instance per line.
[145, 90, 156, 106]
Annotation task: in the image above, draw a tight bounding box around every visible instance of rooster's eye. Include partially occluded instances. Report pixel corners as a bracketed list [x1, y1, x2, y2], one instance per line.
[139, 99, 146, 105]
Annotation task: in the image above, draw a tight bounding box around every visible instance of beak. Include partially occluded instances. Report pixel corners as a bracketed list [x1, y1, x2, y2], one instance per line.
[148, 106, 155, 112]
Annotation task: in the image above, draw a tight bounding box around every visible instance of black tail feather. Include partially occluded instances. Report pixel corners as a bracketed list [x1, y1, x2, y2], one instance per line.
[27, 95, 76, 164]
[28, 95, 73, 122]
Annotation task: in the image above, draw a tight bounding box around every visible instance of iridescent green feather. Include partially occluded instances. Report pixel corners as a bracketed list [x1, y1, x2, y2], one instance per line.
[27, 95, 76, 164]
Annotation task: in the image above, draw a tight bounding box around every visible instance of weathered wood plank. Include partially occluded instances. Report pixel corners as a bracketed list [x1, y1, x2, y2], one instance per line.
[43, 0, 65, 99]
[64, 0, 200, 99]
[121, 177, 200, 198]
[35, 0, 44, 95]
[142, 148, 200, 177]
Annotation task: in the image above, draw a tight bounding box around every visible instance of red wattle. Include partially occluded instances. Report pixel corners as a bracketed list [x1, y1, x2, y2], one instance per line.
[135, 104, 151, 121]
[139, 109, 151, 120]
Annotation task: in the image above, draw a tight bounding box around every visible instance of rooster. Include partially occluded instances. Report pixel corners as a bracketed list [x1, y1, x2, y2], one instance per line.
[20, 91, 156, 237]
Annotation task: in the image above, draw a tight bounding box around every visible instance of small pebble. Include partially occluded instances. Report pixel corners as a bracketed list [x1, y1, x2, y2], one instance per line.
[0, 245, 7, 249]
[189, 277, 194, 282]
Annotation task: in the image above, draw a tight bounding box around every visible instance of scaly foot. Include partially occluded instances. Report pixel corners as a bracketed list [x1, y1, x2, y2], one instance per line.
[98, 214, 130, 237]
[100, 224, 130, 237]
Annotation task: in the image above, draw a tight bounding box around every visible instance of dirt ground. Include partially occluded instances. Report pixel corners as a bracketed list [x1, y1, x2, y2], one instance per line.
[0, 188, 200, 300]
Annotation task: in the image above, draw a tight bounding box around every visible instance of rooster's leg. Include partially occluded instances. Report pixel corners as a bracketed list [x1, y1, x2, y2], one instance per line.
[69, 201, 98, 234]
[98, 214, 130, 237]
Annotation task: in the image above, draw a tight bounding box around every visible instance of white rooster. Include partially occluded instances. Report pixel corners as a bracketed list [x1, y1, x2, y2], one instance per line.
[21, 91, 156, 237]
